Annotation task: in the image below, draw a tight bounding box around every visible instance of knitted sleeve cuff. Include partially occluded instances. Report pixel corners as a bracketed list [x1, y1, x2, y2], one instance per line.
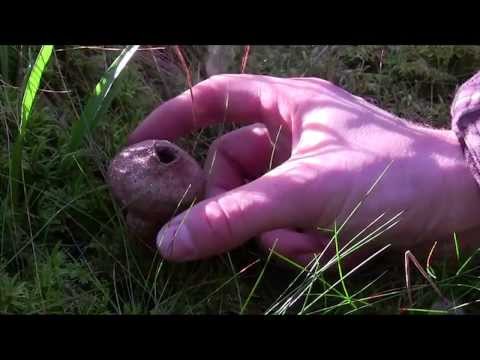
[451, 71, 480, 187]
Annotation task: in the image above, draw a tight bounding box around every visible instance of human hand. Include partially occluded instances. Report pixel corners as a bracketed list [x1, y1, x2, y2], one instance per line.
[128, 74, 480, 267]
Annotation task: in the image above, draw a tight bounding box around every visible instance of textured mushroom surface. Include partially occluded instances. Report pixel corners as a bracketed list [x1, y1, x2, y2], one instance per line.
[108, 140, 205, 247]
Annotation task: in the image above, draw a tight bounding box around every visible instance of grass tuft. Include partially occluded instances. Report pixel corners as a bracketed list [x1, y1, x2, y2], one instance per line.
[66, 45, 139, 162]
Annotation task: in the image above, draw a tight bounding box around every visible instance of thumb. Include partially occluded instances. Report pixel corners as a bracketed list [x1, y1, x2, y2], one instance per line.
[156, 164, 305, 262]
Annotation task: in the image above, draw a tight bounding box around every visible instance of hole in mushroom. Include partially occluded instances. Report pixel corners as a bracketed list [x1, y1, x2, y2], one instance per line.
[154, 144, 178, 164]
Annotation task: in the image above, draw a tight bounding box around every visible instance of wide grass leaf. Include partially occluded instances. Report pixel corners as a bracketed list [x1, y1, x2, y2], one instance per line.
[10, 45, 54, 203]
[67, 45, 139, 155]
[19, 46, 54, 134]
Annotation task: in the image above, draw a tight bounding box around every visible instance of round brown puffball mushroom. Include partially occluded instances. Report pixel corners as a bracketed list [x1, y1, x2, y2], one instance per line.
[108, 140, 206, 248]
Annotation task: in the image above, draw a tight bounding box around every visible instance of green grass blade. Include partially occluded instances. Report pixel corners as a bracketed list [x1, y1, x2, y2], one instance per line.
[456, 248, 480, 276]
[401, 308, 449, 315]
[301, 243, 392, 314]
[9, 138, 23, 204]
[10, 45, 54, 203]
[19, 45, 54, 135]
[241, 242, 276, 314]
[67, 45, 139, 155]
[333, 222, 352, 305]
[453, 232, 460, 261]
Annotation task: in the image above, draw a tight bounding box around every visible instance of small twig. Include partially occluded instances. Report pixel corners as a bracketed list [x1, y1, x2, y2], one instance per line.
[240, 45, 251, 73]
[55, 46, 165, 52]
[174, 46, 196, 125]
[16, 45, 24, 87]
[0, 78, 71, 94]
[405, 250, 447, 307]
[426, 241, 438, 278]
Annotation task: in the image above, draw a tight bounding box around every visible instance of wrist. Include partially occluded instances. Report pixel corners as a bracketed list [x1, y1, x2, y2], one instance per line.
[434, 129, 480, 247]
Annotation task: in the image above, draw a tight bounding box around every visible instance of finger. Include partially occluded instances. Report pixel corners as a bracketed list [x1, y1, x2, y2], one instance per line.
[291, 77, 335, 88]
[258, 227, 386, 272]
[204, 123, 275, 198]
[257, 228, 332, 267]
[156, 163, 307, 262]
[128, 74, 288, 145]
[291, 77, 357, 102]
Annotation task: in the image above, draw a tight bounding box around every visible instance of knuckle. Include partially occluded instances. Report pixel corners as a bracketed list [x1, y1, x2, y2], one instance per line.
[208, 74, 229, 82]
[210, 136, 227, 153]
[207, 74, 242, 85]
[203, 199, 235, 245]
[193, 74, 230, 93]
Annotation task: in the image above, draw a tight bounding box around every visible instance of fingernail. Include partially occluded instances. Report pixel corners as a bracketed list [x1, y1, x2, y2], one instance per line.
[156, 220, 194, 261]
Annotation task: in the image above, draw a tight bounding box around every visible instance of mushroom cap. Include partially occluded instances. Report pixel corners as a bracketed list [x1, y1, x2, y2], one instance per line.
[108, 140, 205, 222]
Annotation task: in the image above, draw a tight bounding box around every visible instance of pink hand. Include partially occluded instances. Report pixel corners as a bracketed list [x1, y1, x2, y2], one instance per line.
[129, 74, 480, 266]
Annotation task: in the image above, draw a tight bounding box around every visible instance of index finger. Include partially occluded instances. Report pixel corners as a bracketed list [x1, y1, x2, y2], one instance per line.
[127, 74, 286, 145]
